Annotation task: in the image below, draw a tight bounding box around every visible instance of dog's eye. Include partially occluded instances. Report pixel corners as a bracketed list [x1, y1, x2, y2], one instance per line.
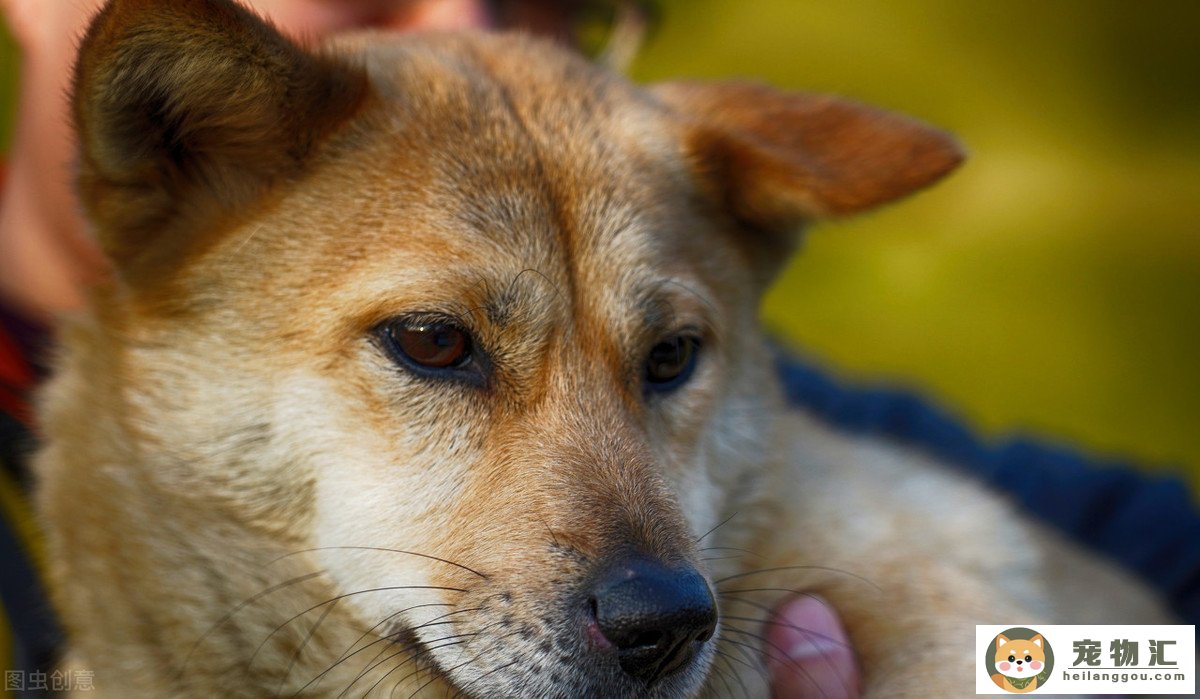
[644, 335, 700, 393]
[1008, 655, 1016, 662]
[396, 324, 469, 368]
[378, 319, 474, 374]
[1024, 655, 1032, 662]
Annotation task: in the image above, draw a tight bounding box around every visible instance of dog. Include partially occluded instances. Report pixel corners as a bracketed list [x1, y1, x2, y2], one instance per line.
[35, 0, 1174, 696]
[991, 633, 1047, 693]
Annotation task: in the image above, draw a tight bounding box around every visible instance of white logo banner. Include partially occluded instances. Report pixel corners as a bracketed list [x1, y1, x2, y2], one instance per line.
[975, 624, 1195, 694]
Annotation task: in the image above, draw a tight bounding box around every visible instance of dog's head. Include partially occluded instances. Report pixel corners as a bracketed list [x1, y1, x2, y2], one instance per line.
[994, 634, 1046, 679]
[66, 0, 961, 695]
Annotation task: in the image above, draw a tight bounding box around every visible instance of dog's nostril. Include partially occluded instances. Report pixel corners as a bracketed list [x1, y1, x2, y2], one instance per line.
[590, 555, 717, 685]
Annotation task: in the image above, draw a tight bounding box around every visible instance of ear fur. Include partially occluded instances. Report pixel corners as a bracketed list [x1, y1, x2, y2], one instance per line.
[653, 81, 964, 266]
[1031, 634, 1043, 648]
[72, 0, 367, 279]
[996, 634, 1011, 646]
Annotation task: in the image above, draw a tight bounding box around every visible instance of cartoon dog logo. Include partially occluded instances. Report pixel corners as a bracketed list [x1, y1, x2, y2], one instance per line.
[990, 629, 1052, 693]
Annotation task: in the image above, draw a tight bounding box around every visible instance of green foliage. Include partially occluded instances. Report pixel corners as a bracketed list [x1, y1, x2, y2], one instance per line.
[633, 0, 1200, 480]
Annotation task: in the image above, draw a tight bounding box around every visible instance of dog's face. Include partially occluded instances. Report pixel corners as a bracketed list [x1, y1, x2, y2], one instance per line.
[994, 634, 1046, 679]
[65, 0, 961, 695]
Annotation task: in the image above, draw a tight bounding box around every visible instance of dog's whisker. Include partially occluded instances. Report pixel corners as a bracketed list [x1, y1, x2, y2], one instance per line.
[232, 222, 265, 255]
[342, 633, 477, 699]
[324, 602, 490, 696]
[537, 514, 561, 548]
[723, 614, 857, 697]
[711, 640, 771, 690]
[290, 602, 457, 697]
[718, 599, 856, 651]
[708, 652, 744, 699]
[659, 277, 721, 317]
[272, 546, 488, 579]
[180, 569, 327, 677]
[695, 510, 739, 544]
[712, 650, 754, 699]
[248, 585, 469, 671]
[719, 587, 831, 602]
[273, 598, 339, 698]
[443, 618, 534, 699]
[510, 266, 567, 306]
[714, 564, 882, 592]
[403, 632, 515, 699]
[354, 615, 507, 698]
[444, 631, 529, 699]
[445, 659, 520, 699]
[313, 628, 418, 698]
[703, 648, 736, 699]
[722, 623, 851, 699]
[370, 632, 493, 699]
[346, 605, 467, 662]
[720, 631, 833, 699]
[699, 545, 762, 556]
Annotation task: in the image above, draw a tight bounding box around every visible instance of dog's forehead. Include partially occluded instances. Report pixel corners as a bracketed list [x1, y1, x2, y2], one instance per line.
[350, 35, 679, 237]
[281, 34, 718, 308]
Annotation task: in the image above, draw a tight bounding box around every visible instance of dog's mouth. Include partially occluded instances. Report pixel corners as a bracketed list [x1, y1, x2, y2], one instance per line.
[352, 555, 720, 698]
[402, 623, 717, 699]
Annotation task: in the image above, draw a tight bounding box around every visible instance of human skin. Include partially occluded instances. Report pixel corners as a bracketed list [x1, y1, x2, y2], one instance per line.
[0, 1, 859, 696]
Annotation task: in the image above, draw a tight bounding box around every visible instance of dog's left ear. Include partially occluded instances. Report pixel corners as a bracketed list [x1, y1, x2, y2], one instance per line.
[653, 81, 963, 272]
[1031, 634, 1044, 648]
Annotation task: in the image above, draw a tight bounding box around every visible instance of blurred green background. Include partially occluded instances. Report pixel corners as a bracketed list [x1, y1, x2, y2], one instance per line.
[629, 0, 1200, 484]
[0, 2, 1197, 483]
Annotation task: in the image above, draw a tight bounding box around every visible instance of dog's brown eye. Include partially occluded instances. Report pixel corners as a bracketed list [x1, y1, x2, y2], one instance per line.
[391, 324, 469, 368]
[378, 319, 480, 381]
[644, 335, 700, 393]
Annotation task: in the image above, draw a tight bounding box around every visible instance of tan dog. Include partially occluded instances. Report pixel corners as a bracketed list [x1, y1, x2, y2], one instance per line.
[36, 0, 1173, 696]
[991, 633, 1047, 693]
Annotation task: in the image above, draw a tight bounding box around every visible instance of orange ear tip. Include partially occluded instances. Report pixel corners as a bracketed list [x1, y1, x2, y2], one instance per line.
[920, 130, 969, 182]
[936, 131, 970, 172]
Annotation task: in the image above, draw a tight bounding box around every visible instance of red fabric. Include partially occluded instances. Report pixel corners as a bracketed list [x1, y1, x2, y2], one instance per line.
[0, 328, 33, 425]
[0, 159, 36, 424]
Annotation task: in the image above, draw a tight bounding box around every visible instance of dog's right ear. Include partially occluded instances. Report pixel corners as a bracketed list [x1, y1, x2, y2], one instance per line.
[72, 0, 367, 280]
[996, 634, 1011, 646]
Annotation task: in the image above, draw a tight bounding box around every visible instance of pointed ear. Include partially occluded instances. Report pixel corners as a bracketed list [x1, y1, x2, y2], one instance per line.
[652, 81, 963, 272]
[72, 0, 367, 279]
[996, 634, 1011, 646]
[1031, 634, 1043, 648]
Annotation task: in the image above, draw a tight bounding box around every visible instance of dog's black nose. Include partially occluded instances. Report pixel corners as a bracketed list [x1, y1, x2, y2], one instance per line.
[590, 556, 717, 684]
